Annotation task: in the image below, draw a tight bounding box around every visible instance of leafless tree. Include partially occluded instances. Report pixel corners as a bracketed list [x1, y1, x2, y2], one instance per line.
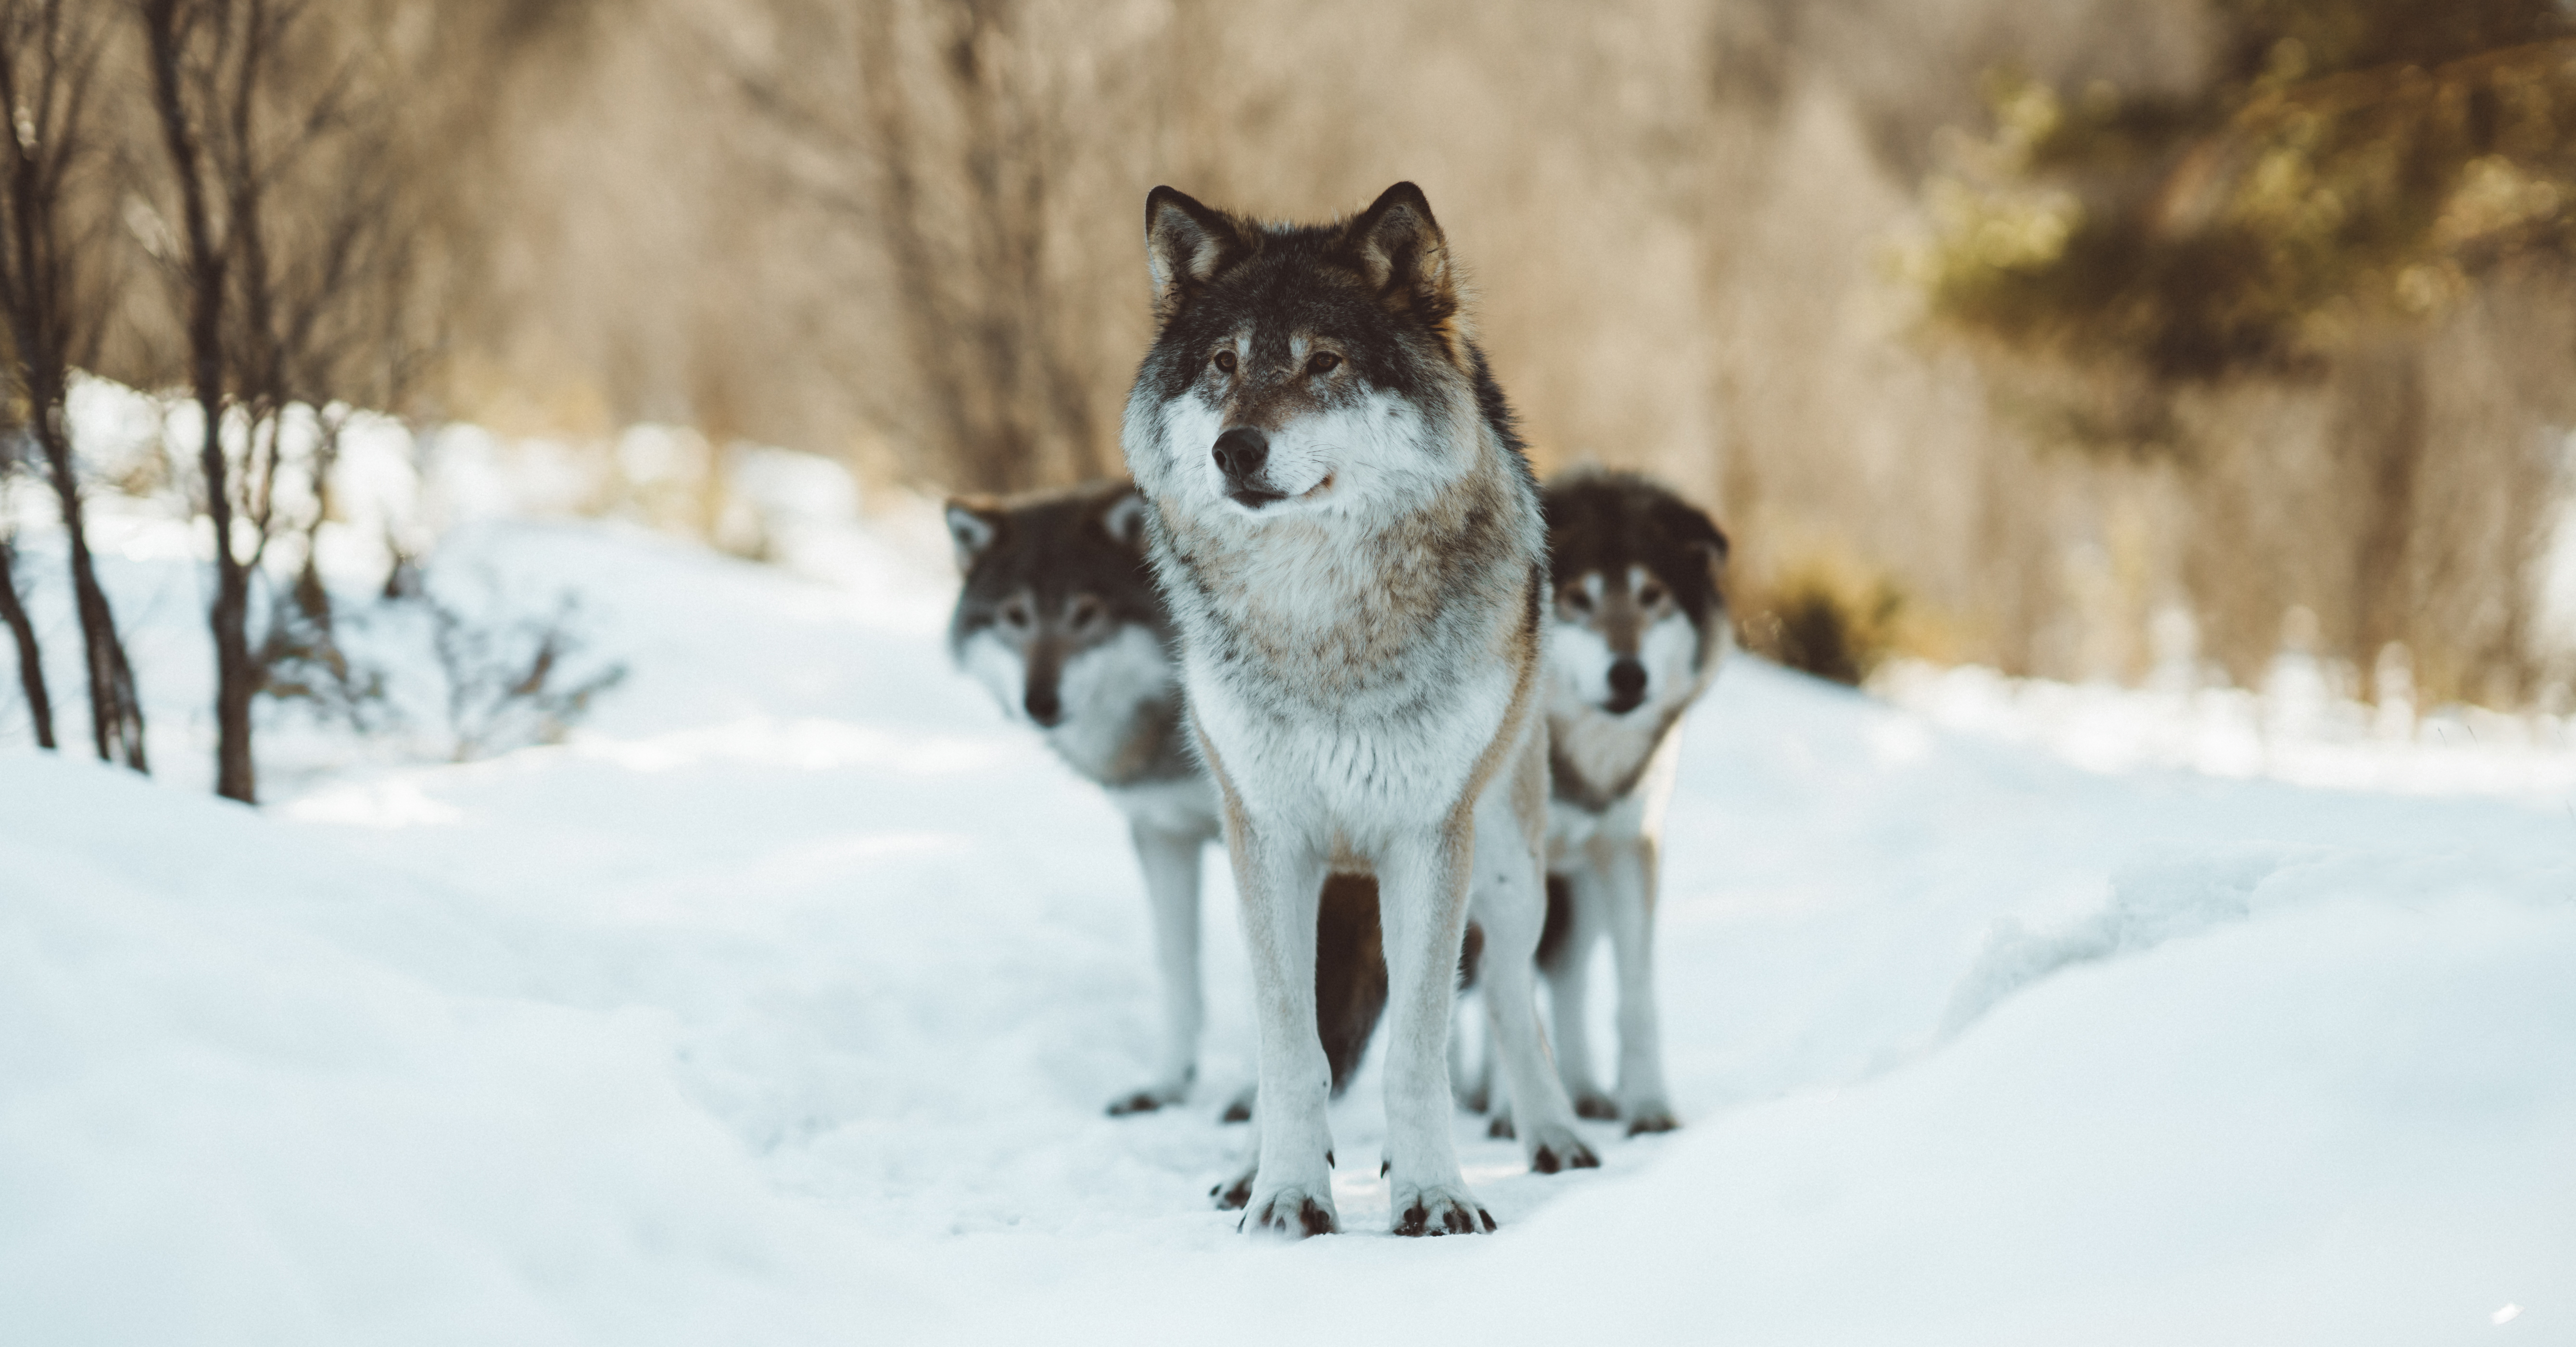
[0, 432, 54, 747]
[136, 0, 443, 801]
[137, 0, 254, 798]
[0, 0, 142, 767]
[724, 0, 1137, 492]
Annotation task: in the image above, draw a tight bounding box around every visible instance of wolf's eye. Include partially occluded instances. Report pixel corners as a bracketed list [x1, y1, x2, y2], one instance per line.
[1306, 351, 1340, 376]
[1068, 596, 1103, 630]
[1565, 589, 1593, 614]
[1212, 350, 1237, 375]
[1001, 601, 1031, 629]
[1638, 582, 1665, 607]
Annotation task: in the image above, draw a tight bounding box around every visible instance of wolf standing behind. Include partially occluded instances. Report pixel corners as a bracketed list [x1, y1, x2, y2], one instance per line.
[1535, 469, 1728, 1136]
[1123, 181, 1595, 1238]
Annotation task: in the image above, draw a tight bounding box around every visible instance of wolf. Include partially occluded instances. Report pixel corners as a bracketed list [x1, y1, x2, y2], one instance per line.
[944, 480, 1388, 1119]
[1122, 181, 1596, 1238]
[1532, 469, 1728, 1136]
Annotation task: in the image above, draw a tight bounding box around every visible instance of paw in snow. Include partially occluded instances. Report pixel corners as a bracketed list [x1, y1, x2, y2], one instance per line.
[1524, 1124, 1600, 1174]
[1210, 1168, 1254, 1209]
[1456, 1082, 1491, 1115]
[1106, 1081, 1186, 1116]
[1242, 1186, 1338, 1238]
[1487, 1114, 1515, 1140]
[1572, 1090, 1618, 1120]
[1392, 1185, 1495, 1237]
[1622, 1104, 1679, 1136]
[1220, 1086, 1255, 1123]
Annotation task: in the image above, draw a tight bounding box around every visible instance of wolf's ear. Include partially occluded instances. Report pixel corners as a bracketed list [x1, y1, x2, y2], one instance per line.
[1146, 186, 1248, 315]
[945, 499, 1001, 572]
[1655, 495, 1730, 590]
[1344, 182, 1457, 334]
[1099, 490, 1150, 553]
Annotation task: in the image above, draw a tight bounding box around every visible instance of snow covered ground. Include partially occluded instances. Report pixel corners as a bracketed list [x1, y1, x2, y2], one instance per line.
[4, 407, 2573, 1344]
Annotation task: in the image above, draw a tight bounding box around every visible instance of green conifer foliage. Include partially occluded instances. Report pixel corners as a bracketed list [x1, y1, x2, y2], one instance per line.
[1916, 1, 2576, 383]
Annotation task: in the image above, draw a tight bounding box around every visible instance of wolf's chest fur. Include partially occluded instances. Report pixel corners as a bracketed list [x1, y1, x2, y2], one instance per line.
[1157, 482, 1542, 831]
[1160, 483, 1534, 718]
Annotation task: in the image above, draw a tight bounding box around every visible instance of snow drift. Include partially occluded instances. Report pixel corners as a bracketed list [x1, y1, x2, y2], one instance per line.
[3, 482, 2572, 1344]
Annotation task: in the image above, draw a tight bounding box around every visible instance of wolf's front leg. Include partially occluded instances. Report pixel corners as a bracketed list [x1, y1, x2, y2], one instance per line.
[1475, 814, 1601, 1175]
[1110, 823, 1206, 1116]
[1225, 818, 1337, 1236]
[1377, 832, 1495, 1235]
[1596, 832, 1678, 1134]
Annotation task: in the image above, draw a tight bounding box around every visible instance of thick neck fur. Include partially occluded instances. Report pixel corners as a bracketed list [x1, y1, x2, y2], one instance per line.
[1145, 422, 1542, 726]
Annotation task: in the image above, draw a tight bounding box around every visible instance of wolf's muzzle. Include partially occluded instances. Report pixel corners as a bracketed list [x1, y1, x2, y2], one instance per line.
[1212, 427, 1284, 507]
[1606, 658, 1647, 714]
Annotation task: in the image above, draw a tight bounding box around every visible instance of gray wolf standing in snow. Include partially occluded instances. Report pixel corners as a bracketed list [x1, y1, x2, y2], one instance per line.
[1532, 469, 1728, 1136]
[1122, 181, 1596, 1238]
[944, 480, 1387, 1118]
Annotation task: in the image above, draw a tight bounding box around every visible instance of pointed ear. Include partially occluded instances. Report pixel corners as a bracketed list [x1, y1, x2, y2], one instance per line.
[1648, 494, 1731, 600]
[1343, 182, 1457, 333]
[1099, 488, 1150, 553]
[945, 498, 1001, 572]
[1655, 493, 1730, 578]
[1146, 186, 1249, 315]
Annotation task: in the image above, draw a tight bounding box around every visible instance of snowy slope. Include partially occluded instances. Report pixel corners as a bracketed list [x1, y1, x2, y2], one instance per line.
[4, 498, 2573, 1344]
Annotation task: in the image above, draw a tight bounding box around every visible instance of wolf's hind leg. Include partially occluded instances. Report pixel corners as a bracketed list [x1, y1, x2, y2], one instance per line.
[1226, 819, 1337, 1236]
[1378, 831, 1494, 1236]
[1109, 823, 1205, 1116]
[1541, 871, 1617, 1119]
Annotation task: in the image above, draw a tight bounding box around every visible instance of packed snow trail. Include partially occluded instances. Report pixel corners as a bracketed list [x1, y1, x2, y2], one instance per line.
[3, 518, 2572, 1345]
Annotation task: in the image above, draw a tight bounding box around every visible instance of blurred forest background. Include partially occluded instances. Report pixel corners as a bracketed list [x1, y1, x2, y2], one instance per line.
[9, 0, 2576, 800]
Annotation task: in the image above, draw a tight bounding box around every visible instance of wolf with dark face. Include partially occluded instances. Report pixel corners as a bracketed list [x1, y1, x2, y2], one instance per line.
[1123, 181, 1596, 1238]
[1536, 469, 1728, 1136]
[945, 480, 1388, 1119]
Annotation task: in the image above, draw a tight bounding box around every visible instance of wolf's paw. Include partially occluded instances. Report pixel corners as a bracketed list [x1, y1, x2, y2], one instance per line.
[1242, 1186, 1338, 1238]
[1220, 1086, 1255, 1124]
[1525, 1123, 1601, 1175]
[1391, 1185, 1496, 1237]
[1105, 1081, 1186, 1116]
[1571, 1091, 1619, 1121]
[1456, 1083, 1491, 1115]
[1486, 1114, 1515, 1140]
[1624, 1104, 1680, 1136]
[1210, 1168, 1255, 1210]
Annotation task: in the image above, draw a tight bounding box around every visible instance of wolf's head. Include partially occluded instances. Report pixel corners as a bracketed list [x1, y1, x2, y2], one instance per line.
[945, 481, 1171, 730]
[1123, 182, 1513, 529]
[1541, 471, 1730, 717]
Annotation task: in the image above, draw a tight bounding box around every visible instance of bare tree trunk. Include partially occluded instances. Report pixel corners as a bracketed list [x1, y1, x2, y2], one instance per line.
[2337, 341, 2426, 693]
[736, 0, 1098, 494]
[0, 0, 141, 767]
[29, 400, 146, 767]
[142, 0, 256, 803]
[0, 529, 52, 748]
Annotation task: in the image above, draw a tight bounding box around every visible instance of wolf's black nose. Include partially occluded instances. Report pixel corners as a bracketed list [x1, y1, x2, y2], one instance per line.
[1025, 683, 1063, 726]
[1212, 427, 1269, 483]
[1607, 658, 1647, 711]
